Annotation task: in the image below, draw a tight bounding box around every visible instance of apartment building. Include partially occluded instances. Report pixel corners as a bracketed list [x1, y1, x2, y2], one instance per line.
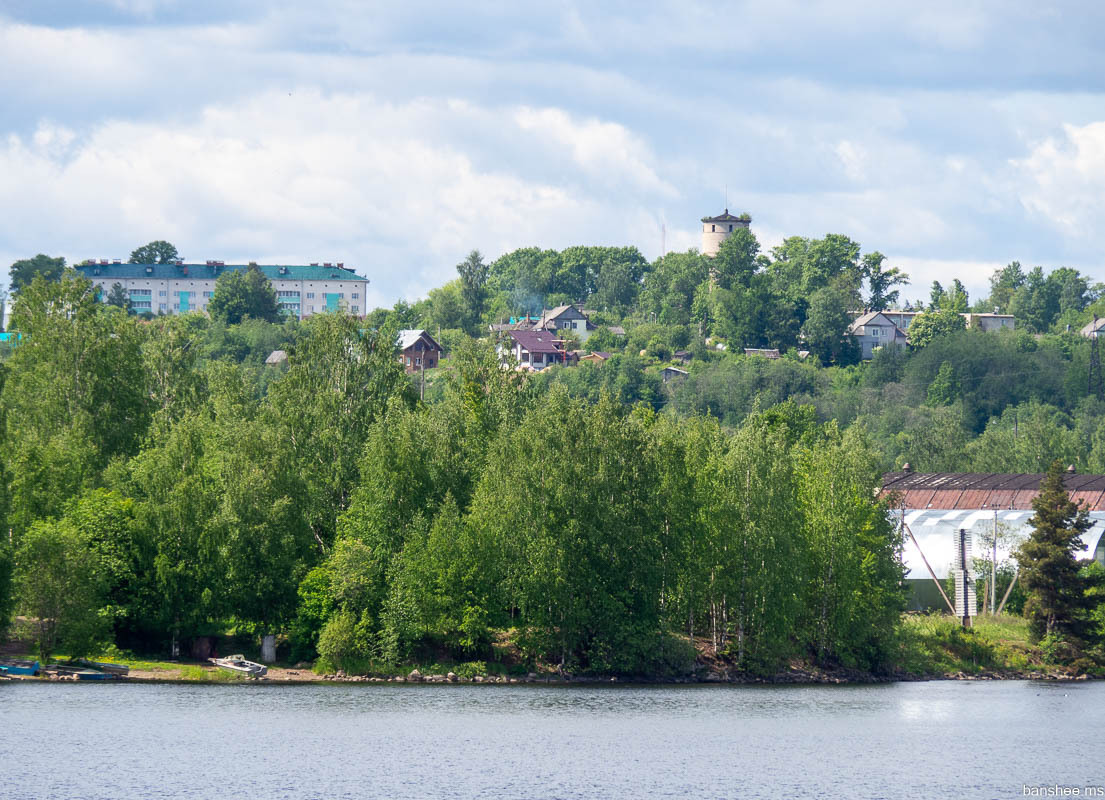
[76, 260, 369, 319]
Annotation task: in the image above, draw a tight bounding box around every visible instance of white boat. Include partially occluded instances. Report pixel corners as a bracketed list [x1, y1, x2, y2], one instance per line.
[208, 654, 267, 677]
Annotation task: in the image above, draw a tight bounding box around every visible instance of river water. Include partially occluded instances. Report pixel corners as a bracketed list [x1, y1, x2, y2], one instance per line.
[2, 680, 1102, 799]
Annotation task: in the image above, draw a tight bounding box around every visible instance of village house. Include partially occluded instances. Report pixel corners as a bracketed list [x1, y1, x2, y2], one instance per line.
[397, 329, 443, 374]
[530, 305, 595, 343]
[743, 348, 780, 359]
[578, 351, 613, 366]
[661, 366, 688, 383]
[502, 330, 571, 371]
[847, 311, 910, 359]
[1081, 317, 1105, 338]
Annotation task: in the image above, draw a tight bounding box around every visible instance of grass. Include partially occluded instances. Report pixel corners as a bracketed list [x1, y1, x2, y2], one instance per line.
[898, 613, 1040, 676]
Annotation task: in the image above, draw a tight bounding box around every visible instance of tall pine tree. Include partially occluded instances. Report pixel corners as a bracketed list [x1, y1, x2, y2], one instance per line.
[1016, 461, 1092, 643]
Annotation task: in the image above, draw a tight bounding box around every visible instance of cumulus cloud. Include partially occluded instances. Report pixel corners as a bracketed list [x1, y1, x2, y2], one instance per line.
[0, 92, 681, 304]
[1013, 121, 1105, 238]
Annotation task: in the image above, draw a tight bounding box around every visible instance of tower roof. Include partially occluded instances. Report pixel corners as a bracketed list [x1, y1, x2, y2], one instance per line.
[701, 208, 750, 223]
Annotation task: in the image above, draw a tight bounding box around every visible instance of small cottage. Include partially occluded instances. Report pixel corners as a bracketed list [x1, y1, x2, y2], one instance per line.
[397, 329, 444, 374]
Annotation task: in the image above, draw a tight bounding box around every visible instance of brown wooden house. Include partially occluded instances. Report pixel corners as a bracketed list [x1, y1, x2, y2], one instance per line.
[397, 329, 443, 374]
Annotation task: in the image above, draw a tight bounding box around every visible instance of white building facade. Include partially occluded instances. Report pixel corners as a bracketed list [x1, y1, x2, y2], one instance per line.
[76, 261, 369, 319]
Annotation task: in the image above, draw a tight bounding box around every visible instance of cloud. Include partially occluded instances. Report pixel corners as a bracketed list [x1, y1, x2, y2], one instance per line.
[1013, 121, 1105, 239]
[0, 92, 679, 304]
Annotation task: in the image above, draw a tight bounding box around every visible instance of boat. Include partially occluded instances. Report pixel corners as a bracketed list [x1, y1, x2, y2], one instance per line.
[73, 669, 115, 681]
[75, 659, 129, 677]
[0, 659, 40, 676]
[208, 655, 267, 678]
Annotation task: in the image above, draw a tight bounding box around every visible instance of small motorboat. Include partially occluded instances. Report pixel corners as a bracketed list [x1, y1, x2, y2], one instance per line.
[0, 659, 40, 676]
[208, 654, 267, 678]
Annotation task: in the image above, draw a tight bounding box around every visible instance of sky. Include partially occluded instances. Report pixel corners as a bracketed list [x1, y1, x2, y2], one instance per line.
[2, 1, 1105, 310]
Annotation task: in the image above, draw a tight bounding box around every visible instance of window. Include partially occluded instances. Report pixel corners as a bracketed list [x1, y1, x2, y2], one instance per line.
[158, 290, 167, 296]
[870, 327, 881, 337]
[306, 292, 315, 299]
[728, 224, 733, 232]
[711, 224, 715, 232]
[415, 357, 422, 366]
[522, 352, 529, 362]
[159, 303, 167, 311]
[352, 306, 358, 314]
[352, 292, 359, 299]
[203, 291, 213, 298]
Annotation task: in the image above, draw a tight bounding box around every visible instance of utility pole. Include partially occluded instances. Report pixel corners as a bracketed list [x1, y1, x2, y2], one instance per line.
[1090, 317, 1104, 400]
[992, 510, 998, 615]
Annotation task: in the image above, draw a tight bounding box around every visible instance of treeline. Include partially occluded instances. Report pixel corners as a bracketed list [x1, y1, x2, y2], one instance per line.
[0, 271, 904, 674]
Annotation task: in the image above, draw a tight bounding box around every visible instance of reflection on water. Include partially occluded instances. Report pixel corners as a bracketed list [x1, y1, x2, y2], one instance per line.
[2, 680, 1102, 799]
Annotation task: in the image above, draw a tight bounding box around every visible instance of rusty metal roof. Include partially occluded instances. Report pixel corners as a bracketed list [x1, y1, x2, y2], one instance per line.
[882, 471, 1105, 511]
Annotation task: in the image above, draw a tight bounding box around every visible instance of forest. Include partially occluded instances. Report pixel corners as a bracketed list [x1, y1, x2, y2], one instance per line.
[3, 227, 1105, 675]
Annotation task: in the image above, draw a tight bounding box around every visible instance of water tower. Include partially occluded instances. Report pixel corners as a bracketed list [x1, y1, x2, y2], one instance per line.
[701, 209, 751, 256]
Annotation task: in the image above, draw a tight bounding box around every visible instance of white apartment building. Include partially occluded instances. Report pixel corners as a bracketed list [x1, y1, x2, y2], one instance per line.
[76, 260, 369, 319]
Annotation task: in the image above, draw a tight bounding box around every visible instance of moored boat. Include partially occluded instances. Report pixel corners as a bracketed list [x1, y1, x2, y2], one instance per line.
[75, 659, 129, 677]
[0, 659, 40, 676]
[208, 654, 267, 678]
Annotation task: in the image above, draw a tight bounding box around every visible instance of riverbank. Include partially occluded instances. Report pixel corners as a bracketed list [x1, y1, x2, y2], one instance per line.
[4, 614, 1100, 685]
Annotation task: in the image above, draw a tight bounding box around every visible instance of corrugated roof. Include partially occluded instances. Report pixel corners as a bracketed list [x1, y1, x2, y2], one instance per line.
[882, 471, 1105, 511]
[77, 262, 366, 283]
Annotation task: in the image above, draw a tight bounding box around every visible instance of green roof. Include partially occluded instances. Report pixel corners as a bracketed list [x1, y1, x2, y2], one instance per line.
[76, 262, 366, 282]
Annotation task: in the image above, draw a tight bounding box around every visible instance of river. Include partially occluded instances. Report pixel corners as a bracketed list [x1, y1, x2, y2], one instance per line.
[2, 680, 1101, 799]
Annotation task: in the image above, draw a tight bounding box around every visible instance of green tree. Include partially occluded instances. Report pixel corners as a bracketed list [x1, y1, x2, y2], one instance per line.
[803, 285, 860, 365]
[983, 261, 1026, 313]
[128, 241, 180, 265]
[926, 361, 960, 406]
[907, 309, 966, 348]
[3, 272, 150, 533]
[1016, 461, 1095, 643]
[862, 252, 909, 311]
[208, 264, 280, 324]
[0, 540, 13, 637]
[456, 250, 489, 334]
[9, 254, 65, 293]
[15, 519, 107, 660]
[105, 282, 132, 312]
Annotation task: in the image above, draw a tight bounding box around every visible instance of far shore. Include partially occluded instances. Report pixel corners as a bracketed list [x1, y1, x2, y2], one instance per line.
[4, 660, 1097, 686]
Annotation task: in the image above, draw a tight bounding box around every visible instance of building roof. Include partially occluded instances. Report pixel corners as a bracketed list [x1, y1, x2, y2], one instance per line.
[508, 329, 564, 354]
[581, 351, 612, 360]
[847, 311, 910, 339]
[1081, 318, 1105, 336]
[76, 262, 366, 283]
[744, 348, 780, 359]
[661, 366, 688, 375]
[532, 304, 588, 330]
[397, 329, 442, 351]
[882, 471, 1105, 579]
[701, 209, 751, 223]
[264, 350, 287, 365]
[881, 470, 1105, 512]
